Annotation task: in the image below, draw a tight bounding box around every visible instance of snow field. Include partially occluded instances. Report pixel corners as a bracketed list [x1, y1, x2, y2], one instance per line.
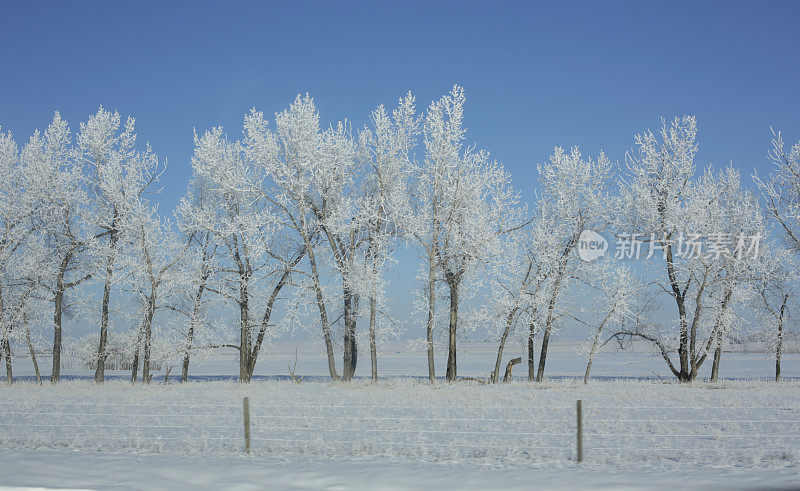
[1, 378, 799, 470]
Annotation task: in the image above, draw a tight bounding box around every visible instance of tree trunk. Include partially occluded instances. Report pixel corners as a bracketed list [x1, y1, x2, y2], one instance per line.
[710, 328, 723, 382]
[131, 318, 145, 383]
[51, 253, 70, 383]
[492, 308, 517, 383]
[536, 255, 570, 382]
[95, 252, 114, 383]
[181, 331, 193, 383]
[776, 294, 788, 382]
[425, 253, 436, 383]
[142, 297, 156, 384]
[239, 277, 250, 382]
[342, 287, 358, 381]
[182, 281, 206, 382]
[584, 326, 602, 385]
[24, 316, 40, 383]
[503, 357, 521, 383]
[181, 315, 197, 383]
[369, 296, 377, 383]
[536, 327, 551, 382]
[95, 216, 119, 384]
[3, 337, 12, 384]
[776, 321, 783, 382]
[665, 241, 692, 382]
[776, 324, 782, 382]
[527, 324, 535, 381]
[445, 279, 458, 382]
[51, 287, 63, 383]
[305, 237, 339, 380]
[246, 250, 305, 379]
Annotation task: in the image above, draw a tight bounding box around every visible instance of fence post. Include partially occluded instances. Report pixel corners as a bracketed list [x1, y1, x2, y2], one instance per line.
[576, 399, 583, 463]
[243, 397, 251, 454]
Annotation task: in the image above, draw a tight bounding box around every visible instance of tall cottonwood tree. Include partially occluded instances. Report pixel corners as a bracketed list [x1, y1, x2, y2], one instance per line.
[411, 86, 520, 382]
[354, 94, 418, 381]
[0, 127, 47, 383]
[617, 117, 765, 382]
[532, 147, 615, 381]
[244, 97, 364, 380]
[750, 244, 796, 382]
[78, 107, 164, 383]
[22, 113, 92, 382]
[175, 180, 221, 382]
[190, 126, 307, 382]
[121, 209, 186, 383]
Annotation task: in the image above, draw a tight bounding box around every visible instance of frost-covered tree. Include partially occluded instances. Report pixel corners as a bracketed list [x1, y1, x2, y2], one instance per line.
[703, 169, 766, 381]
[118, 207, 186, 383]
[190, 126, 307, 382]
[78, 107, 164, 383]
[750, 244, 797, 382]
[485, 226, 539, 384]
[189, 128, 269, 382]
[528, 146, 614, 382]
[755, 130, 800, 254]
[617, 116, 765, 382]
[354, 94, 418, 381]
[21, 113, 92, 382]
[244, 97, 366, 380]
[577, 265, 639, 384]
[0, 128, 48, 383]
[410, 86, 520, 382]
[175, 179, 222, 382]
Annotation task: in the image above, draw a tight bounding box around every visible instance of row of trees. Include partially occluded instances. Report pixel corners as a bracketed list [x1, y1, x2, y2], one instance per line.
[0, 87, 797, 384]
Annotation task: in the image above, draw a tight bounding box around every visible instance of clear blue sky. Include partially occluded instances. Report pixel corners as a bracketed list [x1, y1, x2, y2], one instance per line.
[1, 1, 798, 213]
[1, 1, 799, 342]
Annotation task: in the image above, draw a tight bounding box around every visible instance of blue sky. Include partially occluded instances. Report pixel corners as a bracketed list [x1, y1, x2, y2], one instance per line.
[1, 1, 799, 341]
[1, 1, 798, 213]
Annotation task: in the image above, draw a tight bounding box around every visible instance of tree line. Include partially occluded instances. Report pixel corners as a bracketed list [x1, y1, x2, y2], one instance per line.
[0, 86, 798, 384]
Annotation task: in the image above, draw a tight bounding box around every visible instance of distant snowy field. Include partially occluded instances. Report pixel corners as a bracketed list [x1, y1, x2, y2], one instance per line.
[10, 340, 800, 382]
[2, 342, 800, 489]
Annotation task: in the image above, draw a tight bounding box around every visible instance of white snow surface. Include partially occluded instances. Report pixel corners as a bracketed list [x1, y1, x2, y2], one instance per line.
[2, 342, 800, 489]
[1, 447, 799, 490]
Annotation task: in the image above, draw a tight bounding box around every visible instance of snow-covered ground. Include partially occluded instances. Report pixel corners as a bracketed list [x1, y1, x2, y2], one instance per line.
[2, 448, 800, 490]
[2, 342, 799, 489]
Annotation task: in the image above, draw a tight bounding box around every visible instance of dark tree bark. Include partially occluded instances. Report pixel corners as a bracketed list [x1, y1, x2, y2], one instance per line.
[710, 329, 723, 382]
[776, 293, 788, 382]
[3, 337, 12, 384]
[503, 357, 521, 383]
[304, 234, 339, 380]
[51, 252, 70, 383]
[492, 308, 518, 384]
[181, 280, 205, 383]
[536, 240, 573, 382]
[95, 210, 120, 384]
[245, 247, 306, 380]
[131, 318, 145, 383]
[342, 287, 359, 381]
[527, 324, 536, 381]
[369, 295, 378, 383]
[24, 315, 40, 383]
[709, 288, 733, 382]
[141, 297, 156, 383]
[425, 253, 436, 383]
[51, 234, 89, 383]
[238, 276, 250, 382]
[445, 277, 459, 382]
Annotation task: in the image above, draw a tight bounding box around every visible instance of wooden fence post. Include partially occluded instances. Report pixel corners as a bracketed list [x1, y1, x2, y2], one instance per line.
[243, 396, 251, 454]
[576, 399, 583, 463]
